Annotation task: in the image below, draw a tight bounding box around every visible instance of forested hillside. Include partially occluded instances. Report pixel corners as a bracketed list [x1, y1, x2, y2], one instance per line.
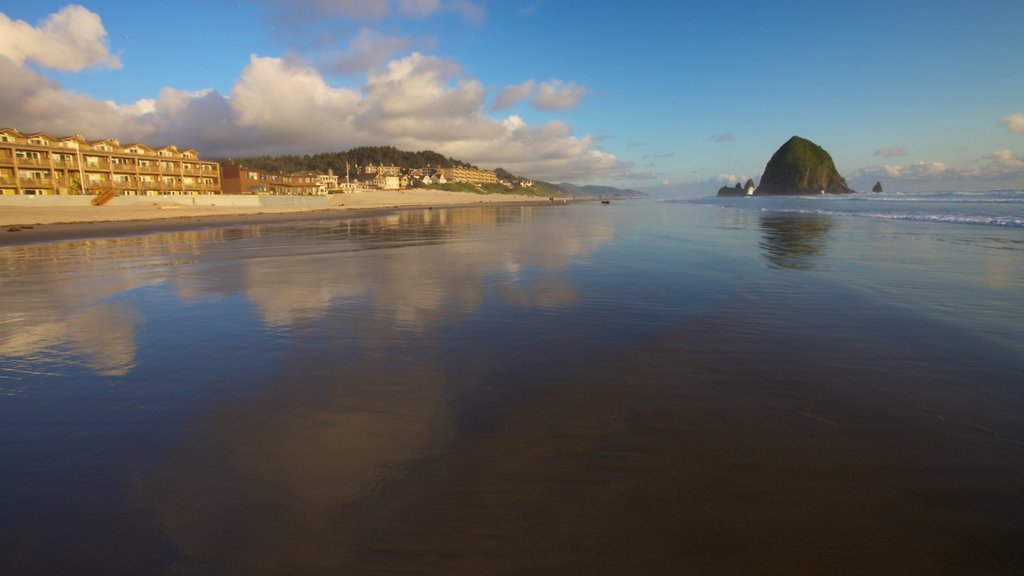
[220, 146, 475, 175]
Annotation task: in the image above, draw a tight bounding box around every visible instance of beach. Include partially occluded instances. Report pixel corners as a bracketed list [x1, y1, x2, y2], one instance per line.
[0, 189, 561, 243]
[2, 198, 1022, 574]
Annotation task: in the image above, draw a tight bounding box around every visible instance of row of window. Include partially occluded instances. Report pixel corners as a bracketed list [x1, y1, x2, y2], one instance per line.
[1, 135, 198, 159]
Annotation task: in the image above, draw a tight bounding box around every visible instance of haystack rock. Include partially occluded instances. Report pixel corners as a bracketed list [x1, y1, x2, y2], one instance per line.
[754, 136, 855, 196]
[872, 181, 883, 193]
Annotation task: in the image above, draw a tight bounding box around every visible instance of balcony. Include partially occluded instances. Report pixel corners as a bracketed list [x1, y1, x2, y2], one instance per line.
[0, 155, 14, 166]
[137, 163, 160, 173]
[17, 177, 55, 188]
[111, 162, 137, 173]
[16, 157, 50, 167]
[84, 161, 111, 170]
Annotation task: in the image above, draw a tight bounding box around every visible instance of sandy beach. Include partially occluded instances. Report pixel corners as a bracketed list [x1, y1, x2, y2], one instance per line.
[0, 189, 565, 244]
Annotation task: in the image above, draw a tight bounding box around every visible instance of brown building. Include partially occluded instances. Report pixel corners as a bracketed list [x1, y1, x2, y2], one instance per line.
[220, 164, 323, 195]
[0, 128, 220, 196]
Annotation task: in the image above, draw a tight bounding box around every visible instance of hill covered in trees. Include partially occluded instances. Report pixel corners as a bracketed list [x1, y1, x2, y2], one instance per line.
[222, 145, 644, 199]
[220, 146, 476, 176]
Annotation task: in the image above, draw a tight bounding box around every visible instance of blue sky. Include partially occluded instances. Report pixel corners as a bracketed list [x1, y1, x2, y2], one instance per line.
[1, 0, 1022, 194]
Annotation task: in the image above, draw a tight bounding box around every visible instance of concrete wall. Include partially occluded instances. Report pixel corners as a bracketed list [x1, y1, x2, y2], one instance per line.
[0, 195, 329, 208]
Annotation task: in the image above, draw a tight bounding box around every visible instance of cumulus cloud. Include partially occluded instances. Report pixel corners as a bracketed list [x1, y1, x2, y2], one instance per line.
[491, 80, 535, 111]
[0, 5, 119, 71]
[446, 0, 486, 24]
[396, 0, 441, 18]
[0, 39, 625, 182]
[531, 80, 588, 111]
[321, 28, 412, 74]
[849, 150, 1024, 190]
[874, 145, 907, 158]
[710, 133, 734, 143]
[1002, 113, 1024, 134]
[883, 161, 947, 178]
[256, 0, 482, 23]
[981, 149, 1024, 173]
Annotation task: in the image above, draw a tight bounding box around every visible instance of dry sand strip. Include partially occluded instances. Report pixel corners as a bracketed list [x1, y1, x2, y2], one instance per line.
[0, 190, 580, 245]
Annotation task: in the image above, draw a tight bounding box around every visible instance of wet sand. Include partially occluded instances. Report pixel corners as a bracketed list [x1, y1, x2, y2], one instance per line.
[2, 201, 1021, 574]
[0, 189, 567, 245]
[330, 286, 1024, 575]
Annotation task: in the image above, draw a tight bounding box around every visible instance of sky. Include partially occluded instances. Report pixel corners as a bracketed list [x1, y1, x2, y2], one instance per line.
[1, 0, 1022, 195]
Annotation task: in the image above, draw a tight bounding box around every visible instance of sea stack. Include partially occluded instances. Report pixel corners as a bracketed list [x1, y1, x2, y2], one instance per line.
[754, 136, 854, 196]
[872, 181, 883, 193]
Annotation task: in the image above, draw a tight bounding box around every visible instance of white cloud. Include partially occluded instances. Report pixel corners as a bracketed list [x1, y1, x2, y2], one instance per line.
[874, 145, 907, 158]
[1001, 113, 1024, 134]
[849, 150, 1024, 190]
[258, 0, 482, 23]
[396, 0, 441, 18]
[981, 149, 1024, 173]
[491, 80, 536, 111]
[0, 44, 626, 182]
[710, 133, 734, 143]
[0, 5, 119, 71]
[322, 28, 412, 74]
[883, 161, 948, 178]
[446, 0, 486, 24]
[532, 80, 588, 111]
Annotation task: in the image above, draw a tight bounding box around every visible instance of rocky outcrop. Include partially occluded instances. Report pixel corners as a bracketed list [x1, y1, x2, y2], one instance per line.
[872, 181, 883, 193]
[754, 136, 854, 195]
[717, 183, 746, 197]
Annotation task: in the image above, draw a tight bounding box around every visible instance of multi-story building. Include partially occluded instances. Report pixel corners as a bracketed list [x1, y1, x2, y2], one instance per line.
[220, 164, 323, 195]
[363, 164, 403, 177]
[440, 166, 498, 185]
[0, 128, 220, 196]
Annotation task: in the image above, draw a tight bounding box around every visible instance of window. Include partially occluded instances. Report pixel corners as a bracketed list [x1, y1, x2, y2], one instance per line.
[28, 138, 48, 146]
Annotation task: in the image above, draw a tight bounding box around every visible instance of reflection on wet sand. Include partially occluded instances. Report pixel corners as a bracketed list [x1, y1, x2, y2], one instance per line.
[0, 231, 217, 377]
[0, 206, 614, 375]
[143, 275, 1024, 574]
[758, 213, 835, 270]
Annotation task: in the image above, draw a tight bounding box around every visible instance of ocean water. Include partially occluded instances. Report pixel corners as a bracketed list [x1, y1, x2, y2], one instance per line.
[1, 198, 1023, 574]
[687, 188, 1024, 227]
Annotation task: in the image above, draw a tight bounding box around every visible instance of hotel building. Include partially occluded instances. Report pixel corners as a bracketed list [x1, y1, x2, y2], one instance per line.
[0, 128, 220, 196]
[440, 166, 498, 185]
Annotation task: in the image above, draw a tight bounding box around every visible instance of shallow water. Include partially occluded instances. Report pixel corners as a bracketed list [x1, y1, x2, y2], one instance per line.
[2, 201, 1023, 574]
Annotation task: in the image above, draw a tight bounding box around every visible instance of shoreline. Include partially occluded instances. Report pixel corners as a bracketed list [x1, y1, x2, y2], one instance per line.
[1, 190, 585, 246]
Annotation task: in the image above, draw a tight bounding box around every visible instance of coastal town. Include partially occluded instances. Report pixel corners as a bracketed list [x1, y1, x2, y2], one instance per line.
[0, 127, 535, 198]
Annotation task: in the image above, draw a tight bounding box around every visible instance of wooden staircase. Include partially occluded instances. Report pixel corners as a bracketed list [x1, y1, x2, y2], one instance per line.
[90, 186, 118, 206]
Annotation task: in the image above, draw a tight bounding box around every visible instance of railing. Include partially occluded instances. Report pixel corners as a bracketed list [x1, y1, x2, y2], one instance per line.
[137, 163, 160, 173]
[111, 163, 137, 173]
[0, 155, 14, 165]
[15, 157, 50, 167]
[84, 161, 111, 170]
[17, 177, 54, 188]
